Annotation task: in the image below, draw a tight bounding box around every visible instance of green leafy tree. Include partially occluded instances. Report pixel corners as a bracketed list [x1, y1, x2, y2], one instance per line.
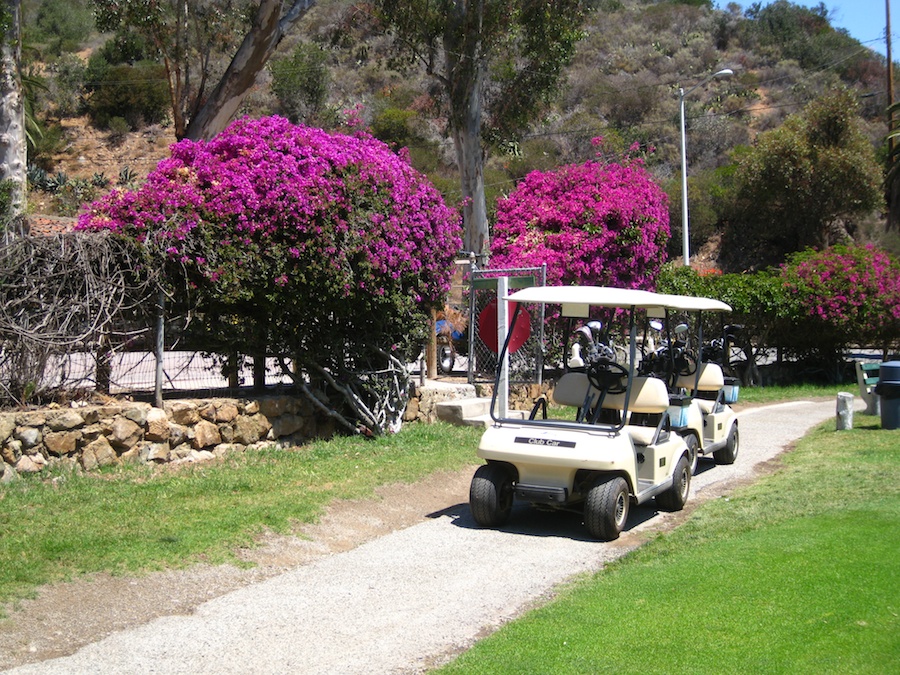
[33, 0, 94, 56]
[268, 41, 330, 124]
[884, 99, 900, 230]
[723, 89, 882, 270]
[85, 61, 169, 130]
[375, 0, 585, 260]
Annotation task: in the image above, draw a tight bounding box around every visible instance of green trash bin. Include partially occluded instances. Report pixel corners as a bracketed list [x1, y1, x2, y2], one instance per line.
[875, 361, 900, 430]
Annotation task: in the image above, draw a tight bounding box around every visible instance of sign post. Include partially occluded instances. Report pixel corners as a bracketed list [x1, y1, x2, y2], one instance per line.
[496, 277, 509, 417]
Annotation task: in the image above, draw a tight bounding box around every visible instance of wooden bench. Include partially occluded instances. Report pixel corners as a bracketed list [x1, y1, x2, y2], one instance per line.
[855, 362, 881, 415]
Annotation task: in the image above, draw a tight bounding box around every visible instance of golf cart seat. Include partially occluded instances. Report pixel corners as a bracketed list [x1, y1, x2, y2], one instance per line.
[677, 362, 725, 414]
[603, 376, 670, 446]
[552, 372, 600, 408]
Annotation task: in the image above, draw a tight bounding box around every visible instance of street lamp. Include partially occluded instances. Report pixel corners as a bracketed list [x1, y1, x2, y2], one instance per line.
[679, 68, 733, 267]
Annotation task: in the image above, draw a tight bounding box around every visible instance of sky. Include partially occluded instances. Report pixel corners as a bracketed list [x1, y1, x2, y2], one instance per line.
[725, 1, 898, 57]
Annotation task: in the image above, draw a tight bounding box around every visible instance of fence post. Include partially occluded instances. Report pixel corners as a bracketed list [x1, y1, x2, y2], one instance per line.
[95, 332, 111, 395]
[496, 276, 509, 417]
[154, 289, 164, 408]
[426, 308, 437, 379]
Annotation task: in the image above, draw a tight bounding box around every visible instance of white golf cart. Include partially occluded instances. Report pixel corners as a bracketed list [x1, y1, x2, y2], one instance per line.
[469, 286, 694, 541]
[638, 294, 740, 474]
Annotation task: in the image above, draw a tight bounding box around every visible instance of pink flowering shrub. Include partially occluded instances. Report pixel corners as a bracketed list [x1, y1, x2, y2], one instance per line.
[781, 244, 900, 351]
[78, 116, 462, 433]
[489, 157, 670, 290]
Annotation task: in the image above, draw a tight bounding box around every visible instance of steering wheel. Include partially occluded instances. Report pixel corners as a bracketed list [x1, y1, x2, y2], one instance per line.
[587, 358, 628, 394]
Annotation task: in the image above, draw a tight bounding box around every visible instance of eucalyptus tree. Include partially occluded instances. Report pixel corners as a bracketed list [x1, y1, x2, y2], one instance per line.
[0, 0, 25, 233]
[375, 0, 585, 261]
[91, 0, 317, 141]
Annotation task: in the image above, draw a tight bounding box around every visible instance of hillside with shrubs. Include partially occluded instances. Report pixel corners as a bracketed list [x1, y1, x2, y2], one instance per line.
[23, 0, 898, 269]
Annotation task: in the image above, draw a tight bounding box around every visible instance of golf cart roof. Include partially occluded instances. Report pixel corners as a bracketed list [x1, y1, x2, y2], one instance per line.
[505, 286, 731, 313]
[505, 285, 662, 310]
[650, 293, 732, 313]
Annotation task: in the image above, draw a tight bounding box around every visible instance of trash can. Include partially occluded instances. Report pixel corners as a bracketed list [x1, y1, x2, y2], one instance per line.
[875, 361, 900, 430]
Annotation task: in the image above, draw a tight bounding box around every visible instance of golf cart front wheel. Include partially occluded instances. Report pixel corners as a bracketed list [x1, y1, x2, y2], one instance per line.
[585, 475, 630, 541]
[656, 454, 691, 512]
[713, 424, 739, 465]
[470, 463, 514, 527]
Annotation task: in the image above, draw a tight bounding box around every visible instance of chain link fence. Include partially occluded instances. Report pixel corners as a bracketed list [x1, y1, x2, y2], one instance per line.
[466, 265, 547, 384]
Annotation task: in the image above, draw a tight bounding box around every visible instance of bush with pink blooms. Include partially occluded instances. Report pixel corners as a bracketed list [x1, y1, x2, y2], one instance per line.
[489, 152, 670, 290]
[78, 116, 462, 434]
[781, 244, 900, 353]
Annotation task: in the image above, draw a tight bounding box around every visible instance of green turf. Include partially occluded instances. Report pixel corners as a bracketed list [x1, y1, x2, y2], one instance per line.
[437, 414, 900, 674]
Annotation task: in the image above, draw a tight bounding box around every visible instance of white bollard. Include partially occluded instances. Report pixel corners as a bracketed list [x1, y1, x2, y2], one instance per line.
[836, 392, 854, 430]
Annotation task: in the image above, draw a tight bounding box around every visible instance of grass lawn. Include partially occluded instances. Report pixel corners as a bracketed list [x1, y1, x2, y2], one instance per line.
[0, 421, 483, 611]
[437, 412, 900, 674]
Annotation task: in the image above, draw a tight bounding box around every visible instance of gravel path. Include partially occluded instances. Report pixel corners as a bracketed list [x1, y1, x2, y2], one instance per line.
[2, 399, 846, 674]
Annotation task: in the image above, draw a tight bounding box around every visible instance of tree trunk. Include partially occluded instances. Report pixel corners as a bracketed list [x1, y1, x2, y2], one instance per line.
[185, 0, 316, 141]
[444, 2, 489, 263]
[0, 0, 26, 235]
[451, 92, 488, 262]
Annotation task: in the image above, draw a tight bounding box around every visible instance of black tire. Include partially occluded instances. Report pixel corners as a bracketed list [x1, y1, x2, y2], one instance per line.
[713, 424, 739, 465]
[438, 344, 455, 374]
[469, 463, 514, 527]
[656, 454, 691, 512]
[585, 476, 630, 541]
[684, 433, 699, 475]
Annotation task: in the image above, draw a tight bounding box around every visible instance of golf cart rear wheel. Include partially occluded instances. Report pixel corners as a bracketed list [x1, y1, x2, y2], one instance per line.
[470, 463, 514, 527]
[713, 424, 739, 465]
[684, 433, 699, 475]
[656, 454, 691, 512]
[585, 476, 630, 541]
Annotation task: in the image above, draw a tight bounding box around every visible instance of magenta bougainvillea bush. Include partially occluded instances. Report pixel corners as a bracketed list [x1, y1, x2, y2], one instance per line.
[78, 116, 462, 433]
[78, 116, 460, 312]
[489, 153, 670, 290]
[781, 244, 900, 350]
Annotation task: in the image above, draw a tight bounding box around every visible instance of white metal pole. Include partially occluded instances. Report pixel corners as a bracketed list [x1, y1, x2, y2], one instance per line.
[680, 87, 690, 267]
[497, 276, 509, 417]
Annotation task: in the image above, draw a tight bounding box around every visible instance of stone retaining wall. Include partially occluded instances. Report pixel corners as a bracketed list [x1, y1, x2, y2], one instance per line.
[0, 395, 334, 481]
[0, 381, 552, 480]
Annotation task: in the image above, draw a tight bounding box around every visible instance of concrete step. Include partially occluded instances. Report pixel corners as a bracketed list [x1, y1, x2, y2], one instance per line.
[435, 397, 493, 426]
[463, 409, 527, 428]
[435, 397, 528, 427]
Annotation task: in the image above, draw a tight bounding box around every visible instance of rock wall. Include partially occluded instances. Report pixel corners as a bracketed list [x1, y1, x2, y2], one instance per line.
[472, 382, 553, 413]
[0, 395, 334, 481]
[0, 382, 536, 480]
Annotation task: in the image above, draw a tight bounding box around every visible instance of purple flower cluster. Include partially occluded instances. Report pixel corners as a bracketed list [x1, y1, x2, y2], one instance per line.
[77, 116, 462, 308]
[489, 159, 670, 289]
[782, 244, 900, 344]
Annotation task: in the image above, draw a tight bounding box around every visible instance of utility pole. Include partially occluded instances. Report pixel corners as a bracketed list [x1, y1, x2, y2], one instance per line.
[888, 0, 896, 229]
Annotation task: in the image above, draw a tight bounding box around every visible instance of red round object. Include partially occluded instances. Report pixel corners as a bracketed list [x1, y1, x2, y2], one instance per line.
[478, 300, 531, 354]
